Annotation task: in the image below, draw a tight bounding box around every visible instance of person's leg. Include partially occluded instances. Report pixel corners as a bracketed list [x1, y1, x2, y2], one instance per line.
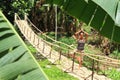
[78, 56, 82, 68]
[78, 51, 84, 68]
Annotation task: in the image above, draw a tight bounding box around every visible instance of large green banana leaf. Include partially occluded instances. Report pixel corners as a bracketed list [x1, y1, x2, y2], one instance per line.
[0, 11, 48, 80]
[46, 0, 120, 43]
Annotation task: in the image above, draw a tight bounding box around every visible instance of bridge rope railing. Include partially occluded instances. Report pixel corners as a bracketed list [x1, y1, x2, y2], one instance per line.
[15, 13, 74, 64]
[15, 13, 120, 67]
[26, 15, 120, 65]
[15, 14, 70, 50]
[25, 15, 75, 50]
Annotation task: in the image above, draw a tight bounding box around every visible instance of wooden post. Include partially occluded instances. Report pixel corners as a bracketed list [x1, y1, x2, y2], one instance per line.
[85, 58, 95, 80]
[37, 38, 40, 48]
[96, 57, 99, 74]
[33, 34, 35, 44]
[91, 59, 95, 80]
[29, 31, 32, 41]
[59, 48, 62, 61]
[49, 45, 52, 58]
[42, 41, 45, 53]
[26, 28, 29, 37]
[14, 13, 17, 22]
[23, 25, 26, 33]
[72, 52, 75, 72]
[67, 47, 70, 57]
[24, 13, 27, 20]
[38, 38, 42, 49]
[14, 13, 17, 27]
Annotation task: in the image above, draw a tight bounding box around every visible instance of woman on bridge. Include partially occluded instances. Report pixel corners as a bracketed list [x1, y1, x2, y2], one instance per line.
[73, 29, 88, 68]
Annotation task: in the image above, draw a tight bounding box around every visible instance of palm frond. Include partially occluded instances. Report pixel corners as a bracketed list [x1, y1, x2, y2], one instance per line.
[46, 0, 120, 43]
[0, 11, 48, 80]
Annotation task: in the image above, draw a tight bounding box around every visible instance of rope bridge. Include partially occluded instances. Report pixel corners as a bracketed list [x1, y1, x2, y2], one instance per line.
[14, 13, 120, 80]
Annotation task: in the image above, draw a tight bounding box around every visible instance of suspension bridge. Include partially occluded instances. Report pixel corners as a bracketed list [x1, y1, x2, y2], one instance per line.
[14, 13, 120, 80]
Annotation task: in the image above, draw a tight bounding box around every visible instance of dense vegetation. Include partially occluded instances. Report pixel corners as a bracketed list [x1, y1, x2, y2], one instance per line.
[0, 0, 34, 22]
[1, 0, 120, 80]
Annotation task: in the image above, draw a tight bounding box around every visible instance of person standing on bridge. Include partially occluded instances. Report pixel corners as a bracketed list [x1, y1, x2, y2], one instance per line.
[73, 29, 88, 68]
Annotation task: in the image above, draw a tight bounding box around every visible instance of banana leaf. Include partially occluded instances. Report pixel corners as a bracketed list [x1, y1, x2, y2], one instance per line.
[46, 0, 120, 43]
[0, 11, 48, 80]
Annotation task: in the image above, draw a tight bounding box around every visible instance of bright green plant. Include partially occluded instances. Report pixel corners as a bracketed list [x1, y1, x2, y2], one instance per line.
[0, 0, 35, 21]
[105, 68, 120, 80]
[0, 11, 48, 80]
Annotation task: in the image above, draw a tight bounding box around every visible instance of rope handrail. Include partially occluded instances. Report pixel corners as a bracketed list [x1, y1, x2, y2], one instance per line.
[41, 38, 71, 51]
[87, 53, 120, 62]
[84, 54, 120, 65]
[15, 13, 120, 66]
[26, 16, 75, 50]
[15, 13, 24, 21]
[15, 13, 73, 51]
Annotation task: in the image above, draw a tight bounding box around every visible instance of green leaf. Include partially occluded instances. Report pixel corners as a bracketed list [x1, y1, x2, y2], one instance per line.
[0, 11, 48, 80]
[0, 59, 37, 80]
[46, 0, 120, 43]
[115, 1, 120, 26]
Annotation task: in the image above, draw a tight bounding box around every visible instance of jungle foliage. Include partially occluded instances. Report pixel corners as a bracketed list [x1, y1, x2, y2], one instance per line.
[0, 10, 48, 80]
[46, 0, 120, 43]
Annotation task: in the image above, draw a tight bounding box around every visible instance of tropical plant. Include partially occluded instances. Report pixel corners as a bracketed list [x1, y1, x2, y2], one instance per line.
[46, 0, 120, 43]
[0, 11, 48, 80]
[0, 0, 35, 21]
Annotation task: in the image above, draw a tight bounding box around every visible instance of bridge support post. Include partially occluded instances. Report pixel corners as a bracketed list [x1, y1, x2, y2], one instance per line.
[14, 13, 17, 22]
[37, 38, 40, 48]
[24, 13, 27, 20]
[14, 13, 17, 28]
[59, 49, 62, 61]
[71, 52, 75, 72]
[42, 41, 45, 53]
[49, 45, 52, 58]
[85, 59, 95, 80]
[91, 59, 95, 80]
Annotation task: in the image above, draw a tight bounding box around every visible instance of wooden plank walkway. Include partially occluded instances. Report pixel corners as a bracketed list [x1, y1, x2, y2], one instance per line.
[15, 16, 111, 80]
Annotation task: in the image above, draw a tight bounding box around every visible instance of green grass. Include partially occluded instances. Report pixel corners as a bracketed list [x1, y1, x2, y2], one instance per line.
[39, 59, 79, 80]
[109, 50, 120, 59]
[26, 42, 37, 54]
[105, 68, 120, 80]
[26, 42, 79, 80]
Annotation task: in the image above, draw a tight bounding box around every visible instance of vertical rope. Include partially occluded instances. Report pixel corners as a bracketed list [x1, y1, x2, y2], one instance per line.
[29, 30, 32, 42]
[37, 38, 40, 48]
[59, 48, 62, 61]
[23, 24, 26, 34]
[24, 13, 27, 21]
[38, 38, 41, 49]
[33, 34, 35, 44]
[26, 28, 29, 37]
[49, 45, 53, 58]
[42, 40, 45, 53]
